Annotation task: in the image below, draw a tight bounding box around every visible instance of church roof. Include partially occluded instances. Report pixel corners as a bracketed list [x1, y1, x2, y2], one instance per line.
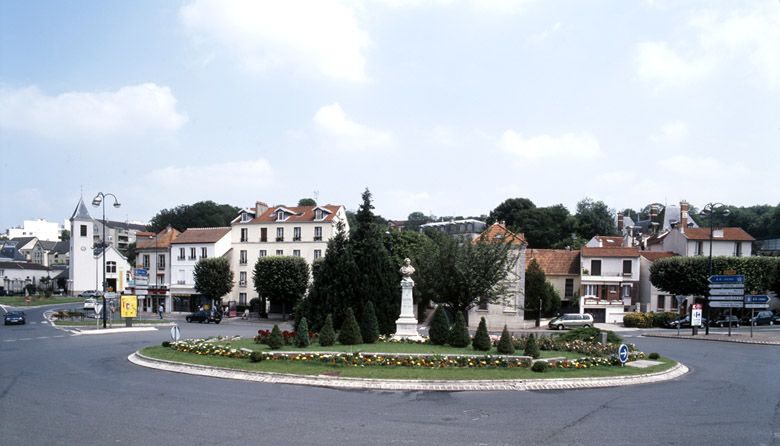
[70, 197, 92, 221]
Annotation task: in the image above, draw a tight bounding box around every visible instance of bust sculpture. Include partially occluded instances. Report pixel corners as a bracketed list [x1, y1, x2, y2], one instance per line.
[399, 258, 415, 279]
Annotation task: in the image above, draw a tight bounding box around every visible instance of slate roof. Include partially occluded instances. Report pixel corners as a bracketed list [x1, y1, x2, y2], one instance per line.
[9, 237, 37, 248]
[581, 247, 640, 258]
[526, 249, 580, 275]
[0, 261, 50, 271]
[70, 197, 92, 220]
[170, 227, 231, 244]
[248, 205, 341, 224]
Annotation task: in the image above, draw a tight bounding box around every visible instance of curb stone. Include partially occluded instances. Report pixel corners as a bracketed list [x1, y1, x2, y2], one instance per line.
[643, 333, 780, 345]
[128, 351, 689, 392]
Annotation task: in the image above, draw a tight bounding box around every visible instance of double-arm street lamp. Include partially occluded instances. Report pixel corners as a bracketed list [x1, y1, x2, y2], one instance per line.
[700, 202, 730, 335]
[92, 192, 121, 329]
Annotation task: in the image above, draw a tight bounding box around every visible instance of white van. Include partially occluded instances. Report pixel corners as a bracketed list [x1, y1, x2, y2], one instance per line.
[548, 313, 594, 330]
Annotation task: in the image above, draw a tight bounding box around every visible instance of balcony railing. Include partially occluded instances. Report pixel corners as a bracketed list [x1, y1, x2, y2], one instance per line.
[293, 236, 301, 241]
[276, 237, 284, 242]
[239, 280, 247, 287]
[176, 280, 186, 285]
[314, 236, 322, 241]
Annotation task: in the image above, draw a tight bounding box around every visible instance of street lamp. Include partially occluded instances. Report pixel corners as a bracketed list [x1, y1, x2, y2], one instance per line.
[700, 202, 730, 335]
[92, 192, 120, 329]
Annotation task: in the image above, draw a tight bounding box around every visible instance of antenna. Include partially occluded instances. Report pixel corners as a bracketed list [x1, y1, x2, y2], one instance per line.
[313, 190, 320, 202]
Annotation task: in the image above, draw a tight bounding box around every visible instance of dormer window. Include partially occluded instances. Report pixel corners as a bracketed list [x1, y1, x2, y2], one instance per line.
[241, 212, 251, 223]
[315, 209, 323, 220]
[276, 210, 286, 221]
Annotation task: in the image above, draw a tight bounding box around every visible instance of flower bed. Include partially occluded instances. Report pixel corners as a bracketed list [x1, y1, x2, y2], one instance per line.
[170, 339, 252, 359]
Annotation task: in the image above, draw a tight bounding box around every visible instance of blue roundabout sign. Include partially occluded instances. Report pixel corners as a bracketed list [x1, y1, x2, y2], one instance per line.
[618, 344, 629, 365]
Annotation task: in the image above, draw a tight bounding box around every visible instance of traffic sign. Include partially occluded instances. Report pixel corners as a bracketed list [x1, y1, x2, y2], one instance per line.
[744, 303, 770, 309]
[708, 295, 745, 301]
[708, 288, 745, 296]
[708, 275, 744, 284]
[709, 301, 744, 308]
[708, 283, 745, 289]
[744, 295, 769, 303]
[170, 325, 181, 342]
[618, 344, 629, 364]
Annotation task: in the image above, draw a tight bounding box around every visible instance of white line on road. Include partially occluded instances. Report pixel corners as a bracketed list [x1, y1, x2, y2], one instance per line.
[18, 338, 33, 341]
[36, 336, 49, 339]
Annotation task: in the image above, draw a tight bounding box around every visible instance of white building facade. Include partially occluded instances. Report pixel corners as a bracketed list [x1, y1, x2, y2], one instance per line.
[169, 227, 232, 312]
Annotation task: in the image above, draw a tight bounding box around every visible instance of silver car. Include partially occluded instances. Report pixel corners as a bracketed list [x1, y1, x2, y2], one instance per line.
[548, 313, 594, 330]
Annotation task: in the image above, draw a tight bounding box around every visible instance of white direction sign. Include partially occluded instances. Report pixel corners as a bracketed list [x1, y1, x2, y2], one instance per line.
[709, 301, 744, 308]
[744, 303, 770, 309]
[709, 288, 744, 296]
[708, 295, 745, 301]
[708, 283, 746, 289]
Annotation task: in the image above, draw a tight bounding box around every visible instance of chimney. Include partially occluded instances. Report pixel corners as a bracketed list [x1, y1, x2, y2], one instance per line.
[679, 200, 689, 234]
[617, 212, 624, 232]
[650, 204, 658, 226]
[256, 201, 268, 216]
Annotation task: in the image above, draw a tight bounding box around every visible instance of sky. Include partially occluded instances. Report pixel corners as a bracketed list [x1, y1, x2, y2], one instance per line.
[1, 0, 778, 231]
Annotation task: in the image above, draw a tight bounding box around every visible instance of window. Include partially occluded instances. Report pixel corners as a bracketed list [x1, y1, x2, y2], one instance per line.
[735, 242, 742, 257]
[622, 285, 631, 297]
[189, 247, 196, 260]
[239, 293, 247, 305]
[293, 227, 301, 241]
[658, 295, 666, 310]
[106, 261, 116, 273]
[313, 249, 322, 260]
[671, 296, 678, 310]
[585, 284, 597, 296]
[260, 228, 267, 242]
[142, 255, 150, 269]
[178, 247, 185, 260]
[259, 250, 267, 257]
[240, 228, 248, 242]
[315, 209, 324, 220]
[276, 227, 284, 242]
[177, 269, 185, 285]
[590, 260, 601, 276]
[565, 279, 574, 298]
[157, 254, 165, 269]
[314, 226, 323, 241]
[696, 241, 704, 256]
[276, 210, 286, 221]
[239, 271, 247, 287]
[622, 260, 632, 275]
[293, 250, 301, 257]
[240, 250, 248, 265]
[201, 247, 207, 258]
[276, 249, 283, 256]
[80, 224, 87, 237]
[477, 299, 488, 310]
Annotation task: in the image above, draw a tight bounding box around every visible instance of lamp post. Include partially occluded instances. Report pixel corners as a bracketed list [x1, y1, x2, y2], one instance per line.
[700, 202, 730, 336]
[92, 192, 120, 329]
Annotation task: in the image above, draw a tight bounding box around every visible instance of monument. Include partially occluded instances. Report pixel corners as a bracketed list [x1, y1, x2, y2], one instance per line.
[393, 258, 423, 340]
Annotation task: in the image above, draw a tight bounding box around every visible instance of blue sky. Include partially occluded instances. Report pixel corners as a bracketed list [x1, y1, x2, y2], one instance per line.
[2, 0, 778, 231]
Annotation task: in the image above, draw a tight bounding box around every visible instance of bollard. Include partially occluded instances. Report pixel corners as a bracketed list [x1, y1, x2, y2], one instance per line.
[601, 332, 608, 345]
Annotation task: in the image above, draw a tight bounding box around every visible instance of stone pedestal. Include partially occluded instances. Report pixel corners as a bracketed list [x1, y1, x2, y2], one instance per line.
[393, 278, 424, 340]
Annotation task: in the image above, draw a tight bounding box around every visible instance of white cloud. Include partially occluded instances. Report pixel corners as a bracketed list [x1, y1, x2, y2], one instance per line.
[180, 0, 369, 82]
[635, 41, 714, 87]
[652, 120, 688, 143]
[0, 83, 187, 139]
[498, 130, 603, 161]
[313, 103, 393, 150]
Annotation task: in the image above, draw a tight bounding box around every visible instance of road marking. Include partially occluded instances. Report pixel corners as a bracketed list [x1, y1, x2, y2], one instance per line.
[3, 339, 15, 342]
[18, 338, 33, 341]
[36, 336, 49, 339]
[53, 335, 65, 338]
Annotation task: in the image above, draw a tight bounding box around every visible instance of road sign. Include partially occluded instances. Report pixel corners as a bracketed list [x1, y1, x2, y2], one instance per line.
[744, 295, 769, 303]
[691, 306, 702, 326]
[170, 325, 181, 342]
[708, 295, 745, 301]
[618, 344, 629, 364]
[708, 275, 744, 284]
[709, 301, 744, 308]
[708, 288, 744, 296]
[708, 283, 745, 289]
[744, 303, 770, 309]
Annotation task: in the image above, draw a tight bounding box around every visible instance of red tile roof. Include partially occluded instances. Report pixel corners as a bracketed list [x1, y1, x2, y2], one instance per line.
[581, 247, 640, 258]
[682, 227, 755, 241]
[136, 228, 180, 249]
[594, 236, 624, 247]
[171, 227, 231, 244]
[477, 223, 527, 246]
[248, 205, 341, 224]
[640, 251, 677, 261]
[526, 249, 580, 275]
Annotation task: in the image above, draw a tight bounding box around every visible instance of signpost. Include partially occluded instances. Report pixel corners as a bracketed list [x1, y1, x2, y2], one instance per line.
[618, 344, 629, 366]
[707, 275, 744, 337]
[691, 304, 702, 335]
[744, 295, 770, 338]
[170, 325, 181, 342]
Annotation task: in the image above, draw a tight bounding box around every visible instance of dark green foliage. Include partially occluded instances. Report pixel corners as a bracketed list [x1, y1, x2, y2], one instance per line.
[249, 351, 264, 362]
[360, 301, 380, 344]
[497, 325, 515, 354]
[622, 312, 653, 328]
[148, 200, 240, 232]
[487, 198, 581, 249]
[472, 317, 491, 351]
[295, 317, 310, 348]
[428, 306, 451, 345]
[319, 314, 336, 347]
[531, 361, 548, 372]
[253, 256, 310, 318]
[338, 308, 363, 345]
[193, 257, 234, 306]
[650, 256, 780, 297]
[648, 352, 660, 360]
[557, 327, 623, 344]
[524, 333, 541, 359]
[525, 258, 561, 321]
[575, 197, 617, 239]
[161, 341, 171, 348]
[268, 324, 283, 350]
[449, 312, 471, 348]
[297, 198, 317, 206]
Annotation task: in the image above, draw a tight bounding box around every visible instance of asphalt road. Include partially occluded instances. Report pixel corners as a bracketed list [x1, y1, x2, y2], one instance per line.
[1, 305, 779, 446]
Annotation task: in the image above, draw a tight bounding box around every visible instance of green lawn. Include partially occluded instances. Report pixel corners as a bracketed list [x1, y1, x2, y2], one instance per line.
[141, 345, 676, 380]
[0, 296, 84, 307]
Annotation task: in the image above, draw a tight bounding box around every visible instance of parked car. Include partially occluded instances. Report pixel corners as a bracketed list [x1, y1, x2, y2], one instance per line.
[185, 310, 222, 324]
[712, 315, 740, 328]
[665, 315, 708, 329]
[4, 311, 26, 325]
[548, 313, 594, 330]
[83, 298, 97, 310]
[79, 290, 102, 298]
[742, 310, 775, 326]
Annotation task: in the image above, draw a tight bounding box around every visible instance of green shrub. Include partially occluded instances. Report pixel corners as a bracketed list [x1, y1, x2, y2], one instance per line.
[319, 314, 336, 347]
[360, 301, 380, 344]
[448, 312, 471, 348]
[648, 352, 660, 360]
[295, 317, 310, 348]
[337, 308, 363, 345]
[524, 333, 541, 359]
[652, 312, 679, 327]
[249, 351, 264, 362]
[161, 341, 171, 348]
[557, 326, 623, 344]
[268, 324, 284, 349]
[428, 306, 450, 345]
[496, 325, 515, 354]
[472, 317, 491, 351]
[531, 361, 548, 372]
[623, 312, 653, 328]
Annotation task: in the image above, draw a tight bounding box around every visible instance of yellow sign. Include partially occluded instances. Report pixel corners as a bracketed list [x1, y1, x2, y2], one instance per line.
[121, 295, 138, 318]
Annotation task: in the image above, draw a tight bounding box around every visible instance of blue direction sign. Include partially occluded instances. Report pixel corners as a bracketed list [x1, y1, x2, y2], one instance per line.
[618, 344, 629, 364]
[708, 275, 744, 284]
[744, 295, 769, 303]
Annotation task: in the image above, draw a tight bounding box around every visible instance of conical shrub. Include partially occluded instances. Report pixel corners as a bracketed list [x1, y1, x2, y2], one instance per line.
[449, 312, 471, 348]
[472, 317, 491, 351]
[524, 333, 540, 359]
[319, 314, 336, 347]
[268, 324, 283, 350]
[428, 306, 450, 345]
[496, 325, 515, 354]
[338, 307, 363, 345]
[295, 317, 310, 348]
[360, 301, 380, 344]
